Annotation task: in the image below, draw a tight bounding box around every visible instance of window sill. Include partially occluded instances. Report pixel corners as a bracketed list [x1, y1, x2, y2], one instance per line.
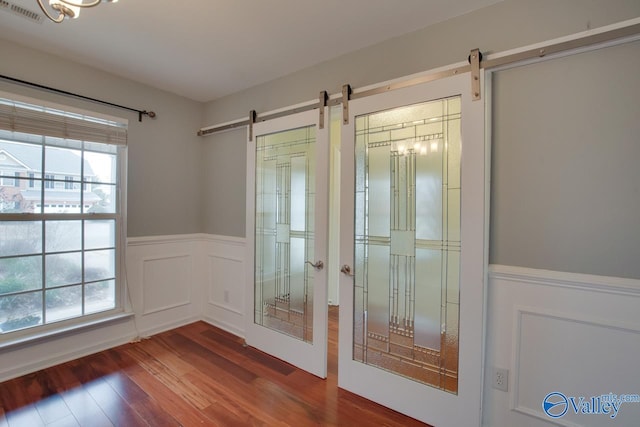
[0, 311, 134, 351]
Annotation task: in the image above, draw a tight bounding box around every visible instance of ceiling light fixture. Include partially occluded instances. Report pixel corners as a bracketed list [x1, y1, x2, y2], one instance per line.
[36, 0, 117, 23]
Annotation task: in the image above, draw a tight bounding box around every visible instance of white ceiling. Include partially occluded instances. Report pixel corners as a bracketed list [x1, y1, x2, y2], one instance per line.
[0, 0, 502, 102]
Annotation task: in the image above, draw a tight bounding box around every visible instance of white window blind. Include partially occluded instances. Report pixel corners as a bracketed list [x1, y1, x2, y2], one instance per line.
[0, 95, 127, 146]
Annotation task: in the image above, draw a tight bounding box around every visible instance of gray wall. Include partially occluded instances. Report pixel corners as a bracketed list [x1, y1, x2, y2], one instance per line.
[201, 127, 247, 238]
[0, 39, 204, 237]
[491, 40, 640, 279]
[201, 0, 640, 240]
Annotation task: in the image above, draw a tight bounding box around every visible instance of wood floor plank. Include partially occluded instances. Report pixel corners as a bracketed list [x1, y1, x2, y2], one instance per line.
[119, 359, 217, 426]
[42, 363, 82, 394]
[175, 326, 330, 425]
[179, 323, 298, 385]
[5, 405, 44, 427]
[123, 344, 213, 410]
[25, 372, 57, 402]
[134, 336, 196, 376]
[127, 397, 181, 427]
[101, 372, 149, 408]
[0, 405, 8, 427]
[89, 347, 185, 425]
[200, 326, 296, 376]
[0, 307, 429, 427]
[60, 387, 113, 427]
[0, 381, 23, 413]
[34, 394, 73, 425]
[46, 414, 80, 427]
[94, 361, 180, 427]
[85, 353, 130, 379]
[67, 357, 107, 385]
[83, 378, 147, 427]
[163, 331, 258, 383]
[182, 370, 287, 427]
[252, 377, 329, 425]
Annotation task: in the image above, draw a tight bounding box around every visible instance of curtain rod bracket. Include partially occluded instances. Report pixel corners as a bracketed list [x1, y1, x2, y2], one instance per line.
[138, 110, 157, 122]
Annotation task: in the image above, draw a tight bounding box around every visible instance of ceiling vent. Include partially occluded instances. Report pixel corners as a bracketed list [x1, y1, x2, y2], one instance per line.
[0, 0, 44, 24]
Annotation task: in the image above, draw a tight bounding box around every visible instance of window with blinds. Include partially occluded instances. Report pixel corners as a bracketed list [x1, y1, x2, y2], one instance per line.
[0, 92, 127, 337]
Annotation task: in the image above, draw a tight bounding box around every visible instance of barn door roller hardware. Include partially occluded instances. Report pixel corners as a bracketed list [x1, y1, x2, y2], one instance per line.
[248, 110, 257, 141]
[341, 84, 352, 125]
[318, 91, 328, 129]
[468, 48, 483, 101]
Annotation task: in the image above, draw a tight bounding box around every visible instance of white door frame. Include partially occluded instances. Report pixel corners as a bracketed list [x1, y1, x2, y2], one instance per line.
[338, 71, 488, 426]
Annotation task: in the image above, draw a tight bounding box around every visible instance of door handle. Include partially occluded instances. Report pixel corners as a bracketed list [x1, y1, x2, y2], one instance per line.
[305, 260, 324, 270]
[340, 264, 355, 277]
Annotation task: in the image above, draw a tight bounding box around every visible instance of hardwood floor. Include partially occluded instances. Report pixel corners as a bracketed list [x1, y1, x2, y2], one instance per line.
[0, 307, 429, 426]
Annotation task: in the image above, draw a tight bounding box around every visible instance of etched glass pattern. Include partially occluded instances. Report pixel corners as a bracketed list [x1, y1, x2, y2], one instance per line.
[255, 126, 316, 342]
[353, 97, 461, 393]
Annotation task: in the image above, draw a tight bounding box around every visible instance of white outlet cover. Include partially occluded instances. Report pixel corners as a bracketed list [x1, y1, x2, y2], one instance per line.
[493, 367, 509, 392]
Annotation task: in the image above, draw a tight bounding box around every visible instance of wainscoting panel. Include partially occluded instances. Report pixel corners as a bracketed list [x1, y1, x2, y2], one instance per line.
[483, 265, 640, 427]
[202, 235, 246, 337]
[142, 254, 192, 315]
[126, 234, 204, 336]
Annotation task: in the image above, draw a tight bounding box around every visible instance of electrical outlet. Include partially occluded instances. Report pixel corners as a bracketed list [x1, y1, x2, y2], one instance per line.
[224, 290, 230, 303]
[493, 367, 509, 392]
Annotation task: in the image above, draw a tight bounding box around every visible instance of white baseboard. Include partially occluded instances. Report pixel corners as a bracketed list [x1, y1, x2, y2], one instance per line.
[137, 314, 202, 338]
[201, 314, 245, 340]
[0, 332, 135, 383]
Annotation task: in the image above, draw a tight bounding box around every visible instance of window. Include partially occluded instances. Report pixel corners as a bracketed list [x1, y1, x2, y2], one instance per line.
[0, 171, 18, 187]
[64, 176, 74, 190]
[44, 174, 55, 189]
[0, 93, 127, 337]
[28, 172, 40, 189]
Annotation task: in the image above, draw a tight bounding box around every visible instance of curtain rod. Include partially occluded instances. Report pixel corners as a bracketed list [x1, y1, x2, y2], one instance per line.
[198, 18, 640, 137]
[0, 74, 156, 122]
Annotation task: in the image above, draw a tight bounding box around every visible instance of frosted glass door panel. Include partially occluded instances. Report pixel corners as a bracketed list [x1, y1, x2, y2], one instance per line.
[367, 145, 391, 238]
[364, 245, 390, 339]
[415, 149, 443, 241]
[289, 237, 306, 314]
[353, 97, 461, 393]
[414, 248, 443, 350]
[255, 126, 316, 343]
